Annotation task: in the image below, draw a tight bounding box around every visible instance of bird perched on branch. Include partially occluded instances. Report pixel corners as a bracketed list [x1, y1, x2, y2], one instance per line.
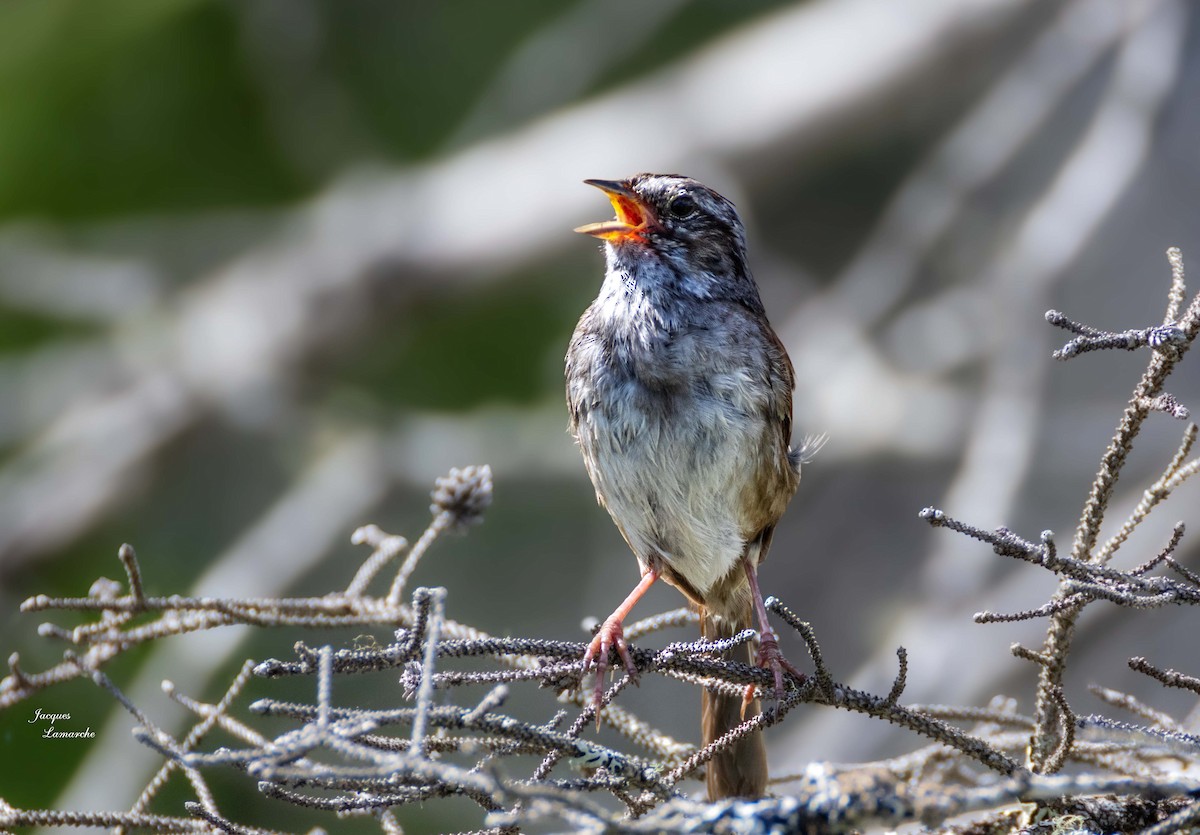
[567, 173, 811, 799]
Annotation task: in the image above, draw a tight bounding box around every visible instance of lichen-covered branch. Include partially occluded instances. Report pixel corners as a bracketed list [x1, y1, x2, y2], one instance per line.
[927, 248, 1200, 777]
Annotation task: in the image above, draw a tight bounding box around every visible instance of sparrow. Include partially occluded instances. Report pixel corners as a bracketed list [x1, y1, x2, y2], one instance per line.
[566, 173, 808, 799]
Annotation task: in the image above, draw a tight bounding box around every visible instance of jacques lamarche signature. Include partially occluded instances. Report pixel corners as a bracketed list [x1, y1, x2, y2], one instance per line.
[29, 707, 95, 739]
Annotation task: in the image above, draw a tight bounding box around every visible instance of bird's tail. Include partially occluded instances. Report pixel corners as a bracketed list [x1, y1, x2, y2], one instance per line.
[700, 606, 768, 799]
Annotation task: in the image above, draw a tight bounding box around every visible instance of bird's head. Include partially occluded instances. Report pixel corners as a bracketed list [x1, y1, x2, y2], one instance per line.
[575, 174, 754, 302]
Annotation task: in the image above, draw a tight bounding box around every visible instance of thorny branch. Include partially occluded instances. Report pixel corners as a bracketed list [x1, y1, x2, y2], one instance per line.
[1, 462, 1029, 834]
[1031, 248, 1200, 770]
[925, 248, 1200, 786]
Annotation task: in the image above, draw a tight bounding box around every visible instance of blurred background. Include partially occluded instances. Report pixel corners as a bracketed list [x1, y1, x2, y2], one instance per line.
[1, 0, 1198, 830]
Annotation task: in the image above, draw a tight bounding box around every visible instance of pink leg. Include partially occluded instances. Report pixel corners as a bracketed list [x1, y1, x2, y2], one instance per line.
[582, 568, 659, 710]
[742, 555, 805, 708]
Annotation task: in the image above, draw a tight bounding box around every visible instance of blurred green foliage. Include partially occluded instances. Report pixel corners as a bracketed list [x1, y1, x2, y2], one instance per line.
[324, 1, 569, 158]
[333, 268, 589, 412]
[0, 306, 99, 351]
[0, 0, 303, 219]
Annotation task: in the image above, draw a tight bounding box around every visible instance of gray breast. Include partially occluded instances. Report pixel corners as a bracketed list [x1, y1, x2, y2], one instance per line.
[568, 295, 771, 595]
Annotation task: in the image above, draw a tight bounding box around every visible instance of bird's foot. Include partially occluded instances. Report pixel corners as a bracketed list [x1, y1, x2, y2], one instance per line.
[582, 617, 639, 712]
[742, 627, 805, 717]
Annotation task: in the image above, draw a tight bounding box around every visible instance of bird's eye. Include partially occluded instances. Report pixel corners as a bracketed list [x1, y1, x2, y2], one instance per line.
[666, 194, 698, 220]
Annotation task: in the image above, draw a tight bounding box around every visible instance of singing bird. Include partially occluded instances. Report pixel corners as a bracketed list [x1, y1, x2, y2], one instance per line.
[567, 174, 812, 799]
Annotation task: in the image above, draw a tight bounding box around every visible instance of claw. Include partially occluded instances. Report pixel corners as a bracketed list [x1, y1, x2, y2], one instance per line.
[582, 617, 639, 717]
[578, 570, 658, 726]
[740, 683, 757, 720]
[758, 630, 786, 701]
[748, 628, 806, 713]
[741, 554, 806, 710]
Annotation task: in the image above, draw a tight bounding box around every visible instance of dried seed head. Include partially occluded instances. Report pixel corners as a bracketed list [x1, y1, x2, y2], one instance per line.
[431, 465, 494, 529]
[88, 577, 123, 600]
[401, 659, 423, 700]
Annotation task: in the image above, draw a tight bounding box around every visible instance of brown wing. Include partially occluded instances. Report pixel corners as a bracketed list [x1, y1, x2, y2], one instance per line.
[765, 321, 797, 475]
[742, 319, 800, 561]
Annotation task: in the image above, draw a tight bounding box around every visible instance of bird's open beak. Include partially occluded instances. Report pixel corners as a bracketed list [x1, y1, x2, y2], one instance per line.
[574, 179, 653, 243]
